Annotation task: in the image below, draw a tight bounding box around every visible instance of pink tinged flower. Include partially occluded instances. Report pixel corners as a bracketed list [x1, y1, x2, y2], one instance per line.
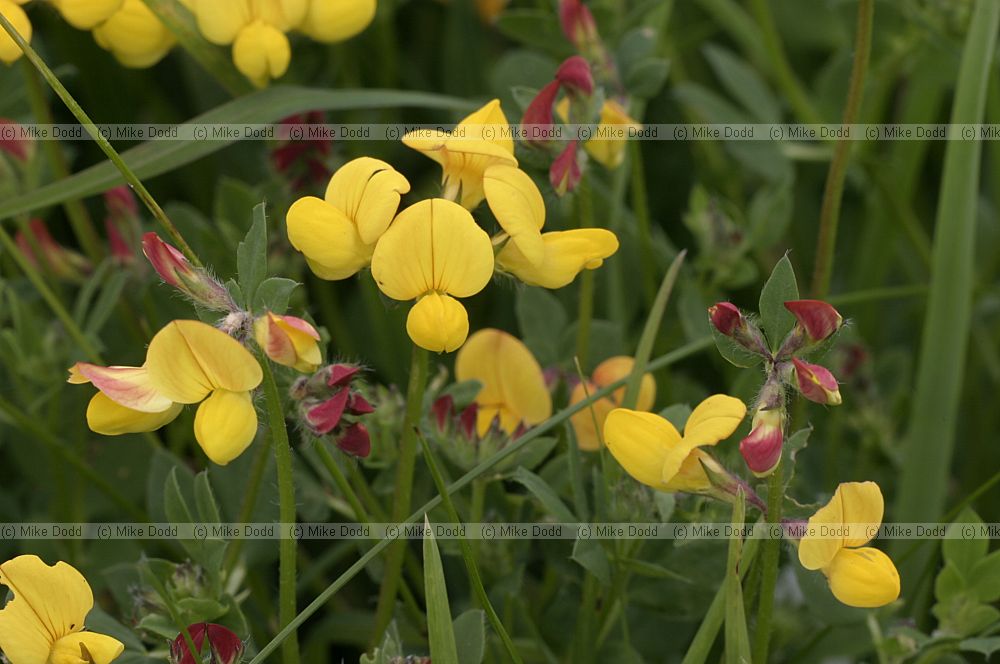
[521, 80, 561, 145]
[254, 313, 322, 373]
[0, 119, 31, 163]
[792, 358, 842, 405]
[169, 623, 244, 664]
[336, 422, 371, 457]
[558, 0, 599, 49]
[15, 219, 91, 280]
[708, 302, 742, 336]
[104, 186, 138, 220]
[431, 394, 454, 432]
[784, 299, 843, 342]
[327, 363, 361, 387]
[105, 217, 134, 264]
[306, 388, 350, 434]
[555, 56, 594, 96]
[739, 408, 783, 477]
[142, 232, 236, 311]
[550, 140, 582, 196]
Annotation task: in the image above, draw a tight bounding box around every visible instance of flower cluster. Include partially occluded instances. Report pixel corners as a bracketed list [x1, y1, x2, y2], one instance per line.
[286, 100, 620, 353]
[291, 362, 374, 457]
[569, 355, 655, 451]
[169, 623, 244, 664]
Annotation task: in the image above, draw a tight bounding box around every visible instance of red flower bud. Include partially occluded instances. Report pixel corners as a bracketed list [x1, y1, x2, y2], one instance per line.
[784, 299, 842, 342]
[142, 233, 236, 311]
[15, 219, 91, 281]
[555, 56, 594, 96]
[739, 408, 783, 477]
[347, 392, 374, 415]
[104, 186, 138, 220]
[791, 358, 842, 405]
[549, 140, 581, 196]
[327, 363, 360, 387]
[459, 403, 478, 440]
[521, 80, 561, 145]
[306, 388, 350, 434]
[559, 0, 599, 49]
[336, 422, 371, 457]
[431, 394, 454, 432]
[708, 302, 742, 336]
[169, 623, 244, 664]
[0, 119, 32, 163]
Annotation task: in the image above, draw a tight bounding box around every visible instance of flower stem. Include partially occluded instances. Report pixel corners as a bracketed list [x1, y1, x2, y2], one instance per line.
[371, 343, 429, 644]
[575, 176, 596, 368]
[751, 462, 784, 663]
[810, 0, 875, 297]
[259, 358, 300, 664]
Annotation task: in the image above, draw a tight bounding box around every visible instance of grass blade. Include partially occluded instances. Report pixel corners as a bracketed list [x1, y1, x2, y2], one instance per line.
[424, 516, 460, 664]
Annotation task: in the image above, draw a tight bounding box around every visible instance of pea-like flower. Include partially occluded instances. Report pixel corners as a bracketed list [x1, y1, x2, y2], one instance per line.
[497, 227, 619, 289]
[286, 157, 410, 280]
[0, 0, 31, 64]
[370, 198, 494, 352]
[298, 0, 376, 43]
[570, 356, 655, 451]
[557, 98, 641, 169]
[92, 0, 177, 68]
[455, 328, 552, 436]
[51, 0, 123, 29]
[254, 312, 322, 372]
[170, 623, 244, 664]
[798, 481, 900, 608]
[69, 320, 263, 465]
[603, 395, 746, 494]
[0, 555, 125, 664]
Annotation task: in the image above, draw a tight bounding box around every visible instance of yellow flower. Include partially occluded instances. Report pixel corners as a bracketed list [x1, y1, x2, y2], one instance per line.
[0, 555, 125, 664]
[286, 157, 410, 280]
[370, 198, 494, 352]
[298, 0, 375, 42]
[482, 165, 546, 267]
[192, 0, 307, 86]
[603, 395, 746, 493]
[496, 227, 619, 289]
[92, 0, 176, 68]
[556, 98, 641, 169]
[403, 99, 516, 209]
[0, 0, 31, 65]
[254, 312, 322, 372]
[455, 328, 552, 436]
[69, 320, 263, 465]
[570, 356, 655, 451]
[798, 481, 900, 608]
[51, 0, 122, 29]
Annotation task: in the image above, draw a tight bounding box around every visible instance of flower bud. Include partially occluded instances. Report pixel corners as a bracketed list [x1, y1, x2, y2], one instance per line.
[169, 623, 244, 664]
[555, 56, 594, 97]
[254, 312, 322, 373]
[305, 388, 350, 435]
[336, 422, 371, 457]
[327, 363, 361, 387]
[558, 0, 599, 50]
[791, 358, 842, 405]
[459, 403, 478, 440]
[739, 407, 784, 477]
[431, 394, 454, 432]
[549, 140, 582, 196]
[520, 80, 560, 146]
[784, 299, 843, 343]
[0, 118, 32, 163]
[142, 232, 237, 311]
[15, 219, 91, 281]
[104, 185, 139, 220]
[708, 302, 742, 336]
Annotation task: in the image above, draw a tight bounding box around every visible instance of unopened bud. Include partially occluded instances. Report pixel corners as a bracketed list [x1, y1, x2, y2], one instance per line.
[791, 358, 842, 405]
[739, 408, 784, 477]
[555, 56, 594, 97]
[431, 394, 454, 432]
[169, 623, 244, 664]
[521, 80, 560, 146]
[336, 422, 371, 457]
[142, 233, 236, 311]
[558, 0, 599, 50]
[104, 186, 139, 220]
[708, 302, 742, 336]
[254, 312, 322, 373]
[549, 140, 581, 196]
[458, 403, 478, 440]
[784, 299, 842, 343]
[15, 219, 91, 281]
[305, 389, 350, 435]
[0, 119, 32, 163]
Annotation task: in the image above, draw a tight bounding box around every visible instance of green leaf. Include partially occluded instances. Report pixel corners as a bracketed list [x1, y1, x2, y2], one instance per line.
[970, 550, 1000, 603]
[625, 58, 670, 99]
[453, 609, 486, 664]
[748, 177, 794, 249]
[237, 203, 268, 307]
[424, 517, 460, 664]
[516, 287, 567, 366]
[724, 492, 751, 664]
[943, 508, 987, 577]
[194, 471, 222, 524]
[934, 562, 968, 604]
[253, 277, 300, 315]
[164, 467, 196, 525]
[757, 254, 799, 351]
[703, 44, 780, 123]
[360, 624, 403, 664]
[959, 637, 1000, 657]
[712, 327, 763, 368]
[571, 538, 611, 585]
[0, 87, 472, 222]
[510, 467, 576, 522]
[495, 10, 573, 59]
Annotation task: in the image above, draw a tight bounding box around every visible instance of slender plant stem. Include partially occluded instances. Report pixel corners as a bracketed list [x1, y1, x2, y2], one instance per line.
[0, 13, 202, 265]
[259, 359, 300, 664]
[575, 175, 596, 369]
[371, 344, 429, 644]
[247, 337, 713, 664]
[314, 440, 368, 522]
[751, 462, 784, 663]
[629, 141, 659, 306]
[810, 0, 875, 297]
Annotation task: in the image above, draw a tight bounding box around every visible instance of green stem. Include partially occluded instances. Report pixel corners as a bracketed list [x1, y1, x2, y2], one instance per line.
[575, 176, 596, 369]
[314, 440, 368, 522]
[247, 338, 714, 664]
[259, 359, 300, 664]
[810, 0, 875, 297]
[629, 141, 659, 306]
[371, 344, 429, 644]
[0, 13, 202, 266]
[751, 463, 784, 663]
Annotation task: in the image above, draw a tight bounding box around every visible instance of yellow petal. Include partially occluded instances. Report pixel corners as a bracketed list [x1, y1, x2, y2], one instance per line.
[50, 631, 125, 664]
[497, 229, 619, 289]
[91, 0, 176, 68]
[456, 328, 552, 431]
[69, 363, 175, 413]
[193, 0, 250, 44]
[568, 381, 614, 452]
[837, 481, 884, 548]
[798, 481, 884, 570]
[87, 393, 183, 435]
[193, 389, 258, 465]
[0, 555, 93, 663]
[324, 157, 410, 245]
[602, 409, 681, 490]
[483, 165, 545, 266]
[405, 293, 469, 353]
[254, 313, 322, 372]
[586, 100, 642, 169]
[0, 0, 31, 65]
[146, 320, 262, 403]
[298, 0, 376, 42]
[286, 195, 372, 280]
[53, 0, 123, 29]
[252, 0, 308, 30]
[825, 547, 900, 608]
[371, 198, 494, 300]
[459, 99, 514, 154]
[232, 20, 290, 87]
[682, 394, 747, 448]
[663, 448, 717, 494]
[590, 356, 657, 411]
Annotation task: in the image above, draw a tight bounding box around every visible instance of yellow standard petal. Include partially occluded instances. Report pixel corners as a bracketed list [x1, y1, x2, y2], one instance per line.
[456, 328, 552, 434]
[193, 389, 259, 465]
[193, 0, 251, 44]
[825, 547, 901, 608]
[0, 0, 31, 65]
[87, 393, 183, 436]
[497, 228, 619, 289]
[405, 293, 470, 353]
[53, 0, 123, 29]
[664, 448, 719, 494]
[371, 198, 494, 300]
[286, 196, 372, 280]
[603, 409, 682, 491]
[252, 0, 308, 30]
[146, 320, 263, 403]
[298, 0, 376, 42]
[232, 20, 291, 87]
[798, 481, 884, 570]
[50, 631, 125, 664]
[0, 555, 95, 663]
[92, 0, 176, 69]
[682, 394, 747, 447]
[591, 356, 656, 411]
[324, 157, 410, 245]
[483, 165, 546, 267]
